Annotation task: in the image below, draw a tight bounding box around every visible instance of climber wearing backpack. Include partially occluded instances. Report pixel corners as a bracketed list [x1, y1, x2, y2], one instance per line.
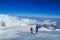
[30, 27, 33, 34]
[36, 24, 40, 34]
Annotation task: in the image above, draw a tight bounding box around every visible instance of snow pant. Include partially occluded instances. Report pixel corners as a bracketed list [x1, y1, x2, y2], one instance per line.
[36, 29, 38, 34]
[30, 30, 33, 34]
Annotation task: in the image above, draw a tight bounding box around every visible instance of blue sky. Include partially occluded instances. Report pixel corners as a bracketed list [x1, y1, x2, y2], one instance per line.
[0, 0, 60, 18]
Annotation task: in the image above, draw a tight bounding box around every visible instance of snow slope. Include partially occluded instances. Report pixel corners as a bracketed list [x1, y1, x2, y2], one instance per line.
[0, 14, 20, 27]
[0, 14, 59, 40]
[0, 14, 38, 27]
[0, 14, 38, 35]
[0, 31, 60, 40]
[39, 27, 53, 31]
[0, 14, 56, 32]
[55, 29, 60, 31]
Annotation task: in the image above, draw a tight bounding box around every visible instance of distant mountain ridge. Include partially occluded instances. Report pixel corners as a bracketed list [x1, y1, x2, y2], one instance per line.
[18, 16, 60, 29]
[0, 14, 60, 30]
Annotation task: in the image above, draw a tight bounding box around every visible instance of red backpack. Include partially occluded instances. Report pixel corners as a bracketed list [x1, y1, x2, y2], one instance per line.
[30, 27, 33, 31]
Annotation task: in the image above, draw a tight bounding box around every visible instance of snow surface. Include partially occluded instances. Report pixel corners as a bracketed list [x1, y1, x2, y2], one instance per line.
[39, 27, 53, 31]
[42, 20, 56, 25]
[0, 14, 55, 32]
[55, 29, 60, 31]
[0, 14, 20, 27]
[0, 14, 59, 40]
[0, 30, 60, 40]
[0, 31, 4, 35]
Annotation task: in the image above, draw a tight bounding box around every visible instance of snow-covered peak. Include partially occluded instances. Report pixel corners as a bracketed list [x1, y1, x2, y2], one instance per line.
[0, 14, 37, 27]
[0, 14, 20, 27]
[43, 20, 56, 25]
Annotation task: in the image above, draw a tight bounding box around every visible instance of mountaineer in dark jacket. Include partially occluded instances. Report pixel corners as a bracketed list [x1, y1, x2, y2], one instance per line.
[36, 24, 40, 34]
